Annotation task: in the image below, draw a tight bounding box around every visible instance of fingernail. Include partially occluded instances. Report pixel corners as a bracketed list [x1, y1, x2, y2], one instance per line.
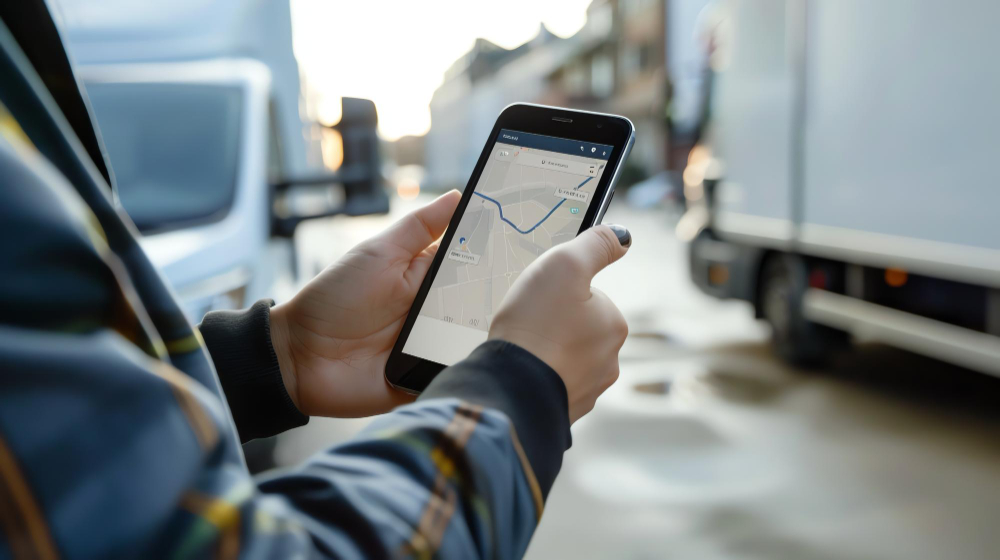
[607, 224, 631, 247]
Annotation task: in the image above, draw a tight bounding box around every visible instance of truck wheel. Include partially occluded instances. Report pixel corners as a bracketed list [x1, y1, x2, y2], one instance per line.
[759, 254, 842, 367]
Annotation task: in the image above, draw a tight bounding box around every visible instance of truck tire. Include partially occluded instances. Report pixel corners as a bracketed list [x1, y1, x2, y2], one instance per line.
[759, 254, 843, 367]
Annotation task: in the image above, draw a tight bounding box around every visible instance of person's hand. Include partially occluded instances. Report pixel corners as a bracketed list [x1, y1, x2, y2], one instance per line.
[488, 224, 632, 424]
[269, 191, 462, 417]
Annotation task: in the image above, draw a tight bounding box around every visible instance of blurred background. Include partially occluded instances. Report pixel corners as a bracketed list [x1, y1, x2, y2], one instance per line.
[50, 0, 1000, 558]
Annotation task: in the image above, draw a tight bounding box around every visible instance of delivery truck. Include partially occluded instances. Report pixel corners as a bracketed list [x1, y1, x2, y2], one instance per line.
[680, 0, 1000, 375]
[54, 0, 387, 322]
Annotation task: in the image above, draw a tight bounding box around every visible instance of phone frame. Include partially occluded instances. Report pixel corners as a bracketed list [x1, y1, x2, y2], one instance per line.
[384, 103, 635, 393]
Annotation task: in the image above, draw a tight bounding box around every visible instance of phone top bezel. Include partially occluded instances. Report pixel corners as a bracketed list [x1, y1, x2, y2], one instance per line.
[384, 103, 635, 393]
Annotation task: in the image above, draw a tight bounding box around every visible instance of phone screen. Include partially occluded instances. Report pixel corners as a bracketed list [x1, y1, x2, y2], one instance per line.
[401, 128, 614, 366]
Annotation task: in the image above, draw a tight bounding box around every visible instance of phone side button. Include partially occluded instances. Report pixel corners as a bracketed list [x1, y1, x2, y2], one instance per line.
[597, 190, 614, 224]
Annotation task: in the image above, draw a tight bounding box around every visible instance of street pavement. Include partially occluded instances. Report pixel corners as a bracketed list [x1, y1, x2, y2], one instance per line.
[276, 196, 1000, 560]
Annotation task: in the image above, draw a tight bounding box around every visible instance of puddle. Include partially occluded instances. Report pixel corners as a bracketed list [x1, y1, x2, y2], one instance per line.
[634, 380, 672, 395]
[628, 330, 672, 342]
[700, 369, 787, 406]
[574, 443, 784, 506]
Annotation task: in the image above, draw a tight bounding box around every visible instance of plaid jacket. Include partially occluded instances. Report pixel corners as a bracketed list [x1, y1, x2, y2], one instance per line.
[0, 7, 571, 559]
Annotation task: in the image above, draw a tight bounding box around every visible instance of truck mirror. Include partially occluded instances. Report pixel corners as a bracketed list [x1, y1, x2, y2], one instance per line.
[271, 97, 389, 237]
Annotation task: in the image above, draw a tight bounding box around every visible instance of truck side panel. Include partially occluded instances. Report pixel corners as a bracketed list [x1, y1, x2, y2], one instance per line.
[800, 0, 1000, 284]
[710, 0, 796, 245]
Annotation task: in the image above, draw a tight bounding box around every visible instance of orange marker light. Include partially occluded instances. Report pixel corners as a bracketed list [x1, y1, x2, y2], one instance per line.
[396, 178, 420, 200]
[709, 264, 730, 286]
[885, 268, 908, 288]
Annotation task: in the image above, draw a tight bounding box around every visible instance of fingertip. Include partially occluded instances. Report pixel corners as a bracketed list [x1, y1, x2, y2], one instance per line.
[605, 224, 632, 248]
[590, 225, 628, 262]
[388, 190, 460, 255]
[437, 189, 461, 205]
[564, 225, 629, 278]
[430, 190, 462, 215]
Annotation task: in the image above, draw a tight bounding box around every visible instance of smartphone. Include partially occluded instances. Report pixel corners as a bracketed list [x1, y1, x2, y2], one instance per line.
[385, 103, 635, 393]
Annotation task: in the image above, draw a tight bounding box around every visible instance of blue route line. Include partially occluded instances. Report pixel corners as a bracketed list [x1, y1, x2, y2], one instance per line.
[473, 176, 593, 235]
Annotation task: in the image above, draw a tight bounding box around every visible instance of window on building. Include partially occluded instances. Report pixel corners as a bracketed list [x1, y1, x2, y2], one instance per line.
[622, 44, 639, 80]
[621, 0, 653, 19]
[565, 62, 588, 97]
[638, 42, 653, 72]
[622, 41, 654, 80]
[591, 53, 614, 97]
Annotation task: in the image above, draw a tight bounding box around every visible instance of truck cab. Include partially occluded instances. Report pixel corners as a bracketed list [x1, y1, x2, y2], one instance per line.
[54, 0, 387, 321]
[80, 59, 276, 319]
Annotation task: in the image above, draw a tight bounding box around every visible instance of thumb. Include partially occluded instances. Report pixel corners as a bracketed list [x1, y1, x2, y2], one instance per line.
[382, 190, 461, 255]
[555, 224, 631, 280]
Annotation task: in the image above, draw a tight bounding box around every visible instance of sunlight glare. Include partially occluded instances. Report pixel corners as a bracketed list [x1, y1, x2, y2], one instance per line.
[290, 0, 592, 140]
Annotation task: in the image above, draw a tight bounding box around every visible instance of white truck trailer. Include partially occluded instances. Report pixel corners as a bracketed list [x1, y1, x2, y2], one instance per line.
[681, 0, 1000, 375]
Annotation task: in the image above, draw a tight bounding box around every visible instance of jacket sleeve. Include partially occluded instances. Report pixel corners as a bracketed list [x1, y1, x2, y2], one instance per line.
[199, 300, 309, 443]
[0, 330, 570, 559]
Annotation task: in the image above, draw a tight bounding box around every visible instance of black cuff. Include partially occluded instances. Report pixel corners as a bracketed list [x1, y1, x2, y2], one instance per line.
[419, 340, 572, 499]
[199, 299, 308, 442]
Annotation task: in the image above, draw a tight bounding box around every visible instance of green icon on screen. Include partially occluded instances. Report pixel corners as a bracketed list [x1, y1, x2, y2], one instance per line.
[570, 207, 580, 214]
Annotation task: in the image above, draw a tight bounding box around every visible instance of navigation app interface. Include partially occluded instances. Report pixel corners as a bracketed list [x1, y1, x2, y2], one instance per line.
[403, 129, 614, 366]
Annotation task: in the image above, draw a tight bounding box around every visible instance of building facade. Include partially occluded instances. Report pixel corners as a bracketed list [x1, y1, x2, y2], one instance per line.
[425, 26, 576, 190]
[424, 0, 710, 191]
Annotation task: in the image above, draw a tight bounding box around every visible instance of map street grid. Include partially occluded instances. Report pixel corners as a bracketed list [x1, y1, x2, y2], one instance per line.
[417, 141, 609, 333]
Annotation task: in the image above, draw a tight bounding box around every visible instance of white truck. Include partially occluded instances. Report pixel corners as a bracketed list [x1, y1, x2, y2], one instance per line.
[681, 0, 1000, 375]
[54, 0, 387, 322]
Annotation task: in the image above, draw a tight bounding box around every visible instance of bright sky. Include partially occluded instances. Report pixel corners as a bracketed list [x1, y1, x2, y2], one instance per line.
[290, 0, 593, 140]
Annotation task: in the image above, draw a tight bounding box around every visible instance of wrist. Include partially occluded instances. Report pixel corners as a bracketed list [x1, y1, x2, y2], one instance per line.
[268, 302, 301, 412]
[488, 327, 564, 375]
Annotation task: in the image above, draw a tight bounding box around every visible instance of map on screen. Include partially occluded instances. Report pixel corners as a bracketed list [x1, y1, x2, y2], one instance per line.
[402, 129, 612, 365]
